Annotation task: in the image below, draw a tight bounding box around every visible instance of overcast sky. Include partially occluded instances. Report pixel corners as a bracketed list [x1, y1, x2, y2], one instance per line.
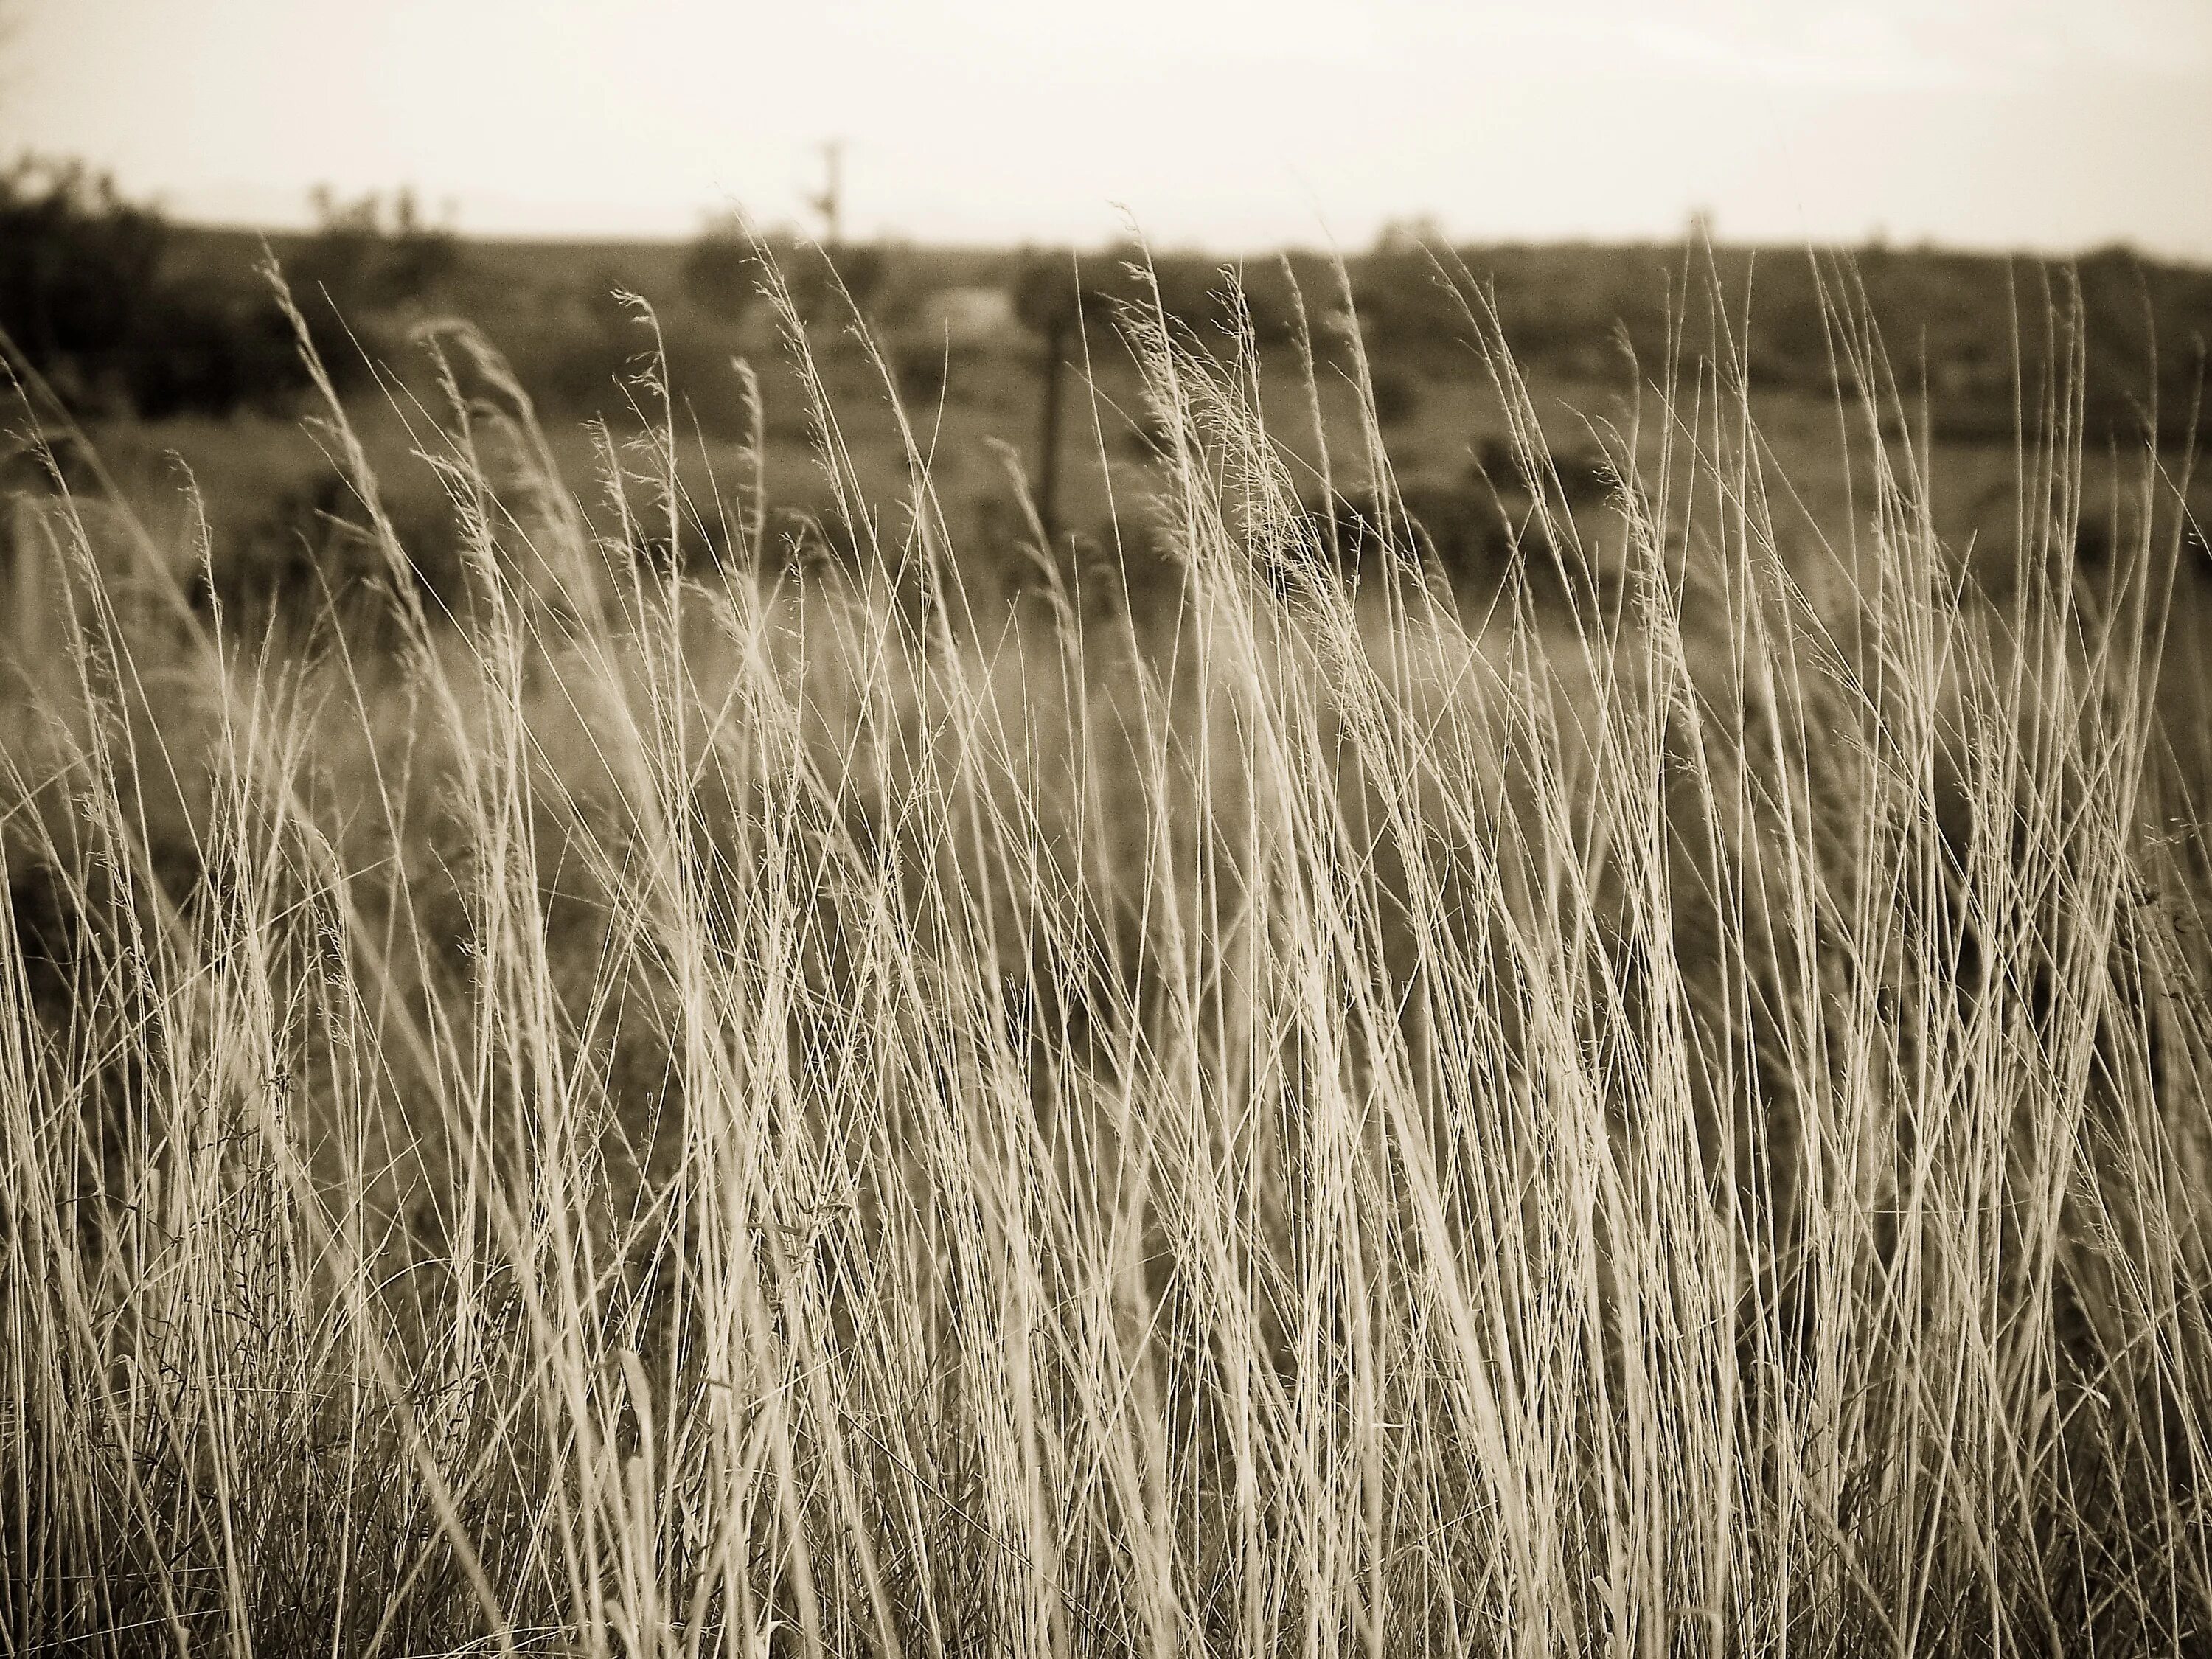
[4, 0, 2208, 257]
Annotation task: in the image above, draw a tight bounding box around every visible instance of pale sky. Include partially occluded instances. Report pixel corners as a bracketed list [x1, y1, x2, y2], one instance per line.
[3, 0, 2209, 257]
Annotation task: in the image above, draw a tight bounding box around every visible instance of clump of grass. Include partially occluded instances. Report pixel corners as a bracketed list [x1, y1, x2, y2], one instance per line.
[1, 254, 2209, 1658]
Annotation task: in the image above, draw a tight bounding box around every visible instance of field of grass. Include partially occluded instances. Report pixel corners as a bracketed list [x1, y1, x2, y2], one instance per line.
[4, 261, 2212, 1656]
[63, 227, 2203, 648]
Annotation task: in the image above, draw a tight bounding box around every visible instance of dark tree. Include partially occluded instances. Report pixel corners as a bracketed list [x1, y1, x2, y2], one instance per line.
[0, 156, 310, 417]
[778, 239, 887, 327]
[681, 215, 759, 325]
[1010, 252, 1103, 543]
[288, 187, 460, 314]
[0, 158, 169, 408]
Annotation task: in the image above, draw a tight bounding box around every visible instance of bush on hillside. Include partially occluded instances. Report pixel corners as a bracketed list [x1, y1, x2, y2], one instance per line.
[681, 213, 760, 326]
[0, 158, 309, 417]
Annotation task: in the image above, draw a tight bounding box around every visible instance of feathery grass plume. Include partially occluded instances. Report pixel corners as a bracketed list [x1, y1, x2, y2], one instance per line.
[1, 248, 2209, 1656]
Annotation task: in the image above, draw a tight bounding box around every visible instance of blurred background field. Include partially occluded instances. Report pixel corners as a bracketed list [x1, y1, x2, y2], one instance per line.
[12, 136, 2212, 1655]
[10, 161, 2211, 637]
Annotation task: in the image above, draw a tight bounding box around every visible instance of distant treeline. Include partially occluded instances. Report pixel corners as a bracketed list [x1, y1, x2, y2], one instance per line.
[4, 158, 2207, 443]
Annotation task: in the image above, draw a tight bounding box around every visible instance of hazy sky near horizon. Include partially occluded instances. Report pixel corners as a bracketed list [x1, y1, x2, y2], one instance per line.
[4, 0, 2208, 257]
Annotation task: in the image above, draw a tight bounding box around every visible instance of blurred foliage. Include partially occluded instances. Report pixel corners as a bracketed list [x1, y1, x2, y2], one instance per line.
[278, 187, 465, 400]
[289, 187, 461, 315]
[681, 213, 759, 326]
[1346, 237, 2212, 445]
[0, 156, 305, 417]
[776, 237, 888, 327]
[1013, 245, 1317, 351]
[4, 150, 2205, 453]
[1367, 364, 1420, 425]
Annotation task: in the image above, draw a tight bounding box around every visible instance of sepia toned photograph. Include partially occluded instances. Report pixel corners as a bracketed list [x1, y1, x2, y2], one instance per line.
[2, 2, 2210, 1652]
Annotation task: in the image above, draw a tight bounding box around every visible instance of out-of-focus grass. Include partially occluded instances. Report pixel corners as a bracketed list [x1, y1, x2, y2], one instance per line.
[3, 256, 2211, 1658]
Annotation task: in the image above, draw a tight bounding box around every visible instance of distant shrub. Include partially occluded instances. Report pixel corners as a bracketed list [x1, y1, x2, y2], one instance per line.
[1471, 434, 1610, 509]
[278, 189, 465, 398]
[123, 271, 306, 420]
[1010, 253, 1090, 339]
[479, 280, 750, 436]
[218, 467, 462, 619]
[1352, 248, 1464, 351]
[894, 344, 952, 405]
[1307, 484, 1502, 587]
[1367, 365, 1420, 425]
[1012, 246, 1303, 358]
[0, 159, 167, 410]
[288, 187, 461, 315]
[769, 239, 888, 328]
[681, 214, 760, 326]
[0, 159, 315, 418]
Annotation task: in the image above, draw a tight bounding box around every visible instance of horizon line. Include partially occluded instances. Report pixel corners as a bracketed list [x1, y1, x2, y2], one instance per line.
[169, 213, 2212, 273]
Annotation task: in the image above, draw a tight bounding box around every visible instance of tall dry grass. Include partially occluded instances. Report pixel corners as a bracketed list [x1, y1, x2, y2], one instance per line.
[2, 258, 2210, 1658]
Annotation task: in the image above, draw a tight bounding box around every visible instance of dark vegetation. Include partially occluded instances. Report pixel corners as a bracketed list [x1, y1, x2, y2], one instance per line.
[7, 158, 2208, 445]
[4, 159, 2208, 636]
